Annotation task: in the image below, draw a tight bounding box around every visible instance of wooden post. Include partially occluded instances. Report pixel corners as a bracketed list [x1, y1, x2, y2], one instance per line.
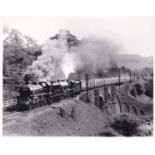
[129, 72, 132, 83]
[85, 73, 89, 102]
[119, 74, 121, 89]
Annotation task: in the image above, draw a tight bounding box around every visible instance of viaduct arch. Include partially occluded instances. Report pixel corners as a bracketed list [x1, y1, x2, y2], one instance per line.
[99, 96, 104, 110]
[80, 85, 153, 116]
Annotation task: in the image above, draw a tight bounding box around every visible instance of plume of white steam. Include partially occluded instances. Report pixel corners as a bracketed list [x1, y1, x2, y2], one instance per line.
[26, 30, 120, 81]
[27, 30, 70, 81]
[62, 53, 75, 78]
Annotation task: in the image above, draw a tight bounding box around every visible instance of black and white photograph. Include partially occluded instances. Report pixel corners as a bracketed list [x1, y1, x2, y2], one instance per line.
[2, 16, 154, 137]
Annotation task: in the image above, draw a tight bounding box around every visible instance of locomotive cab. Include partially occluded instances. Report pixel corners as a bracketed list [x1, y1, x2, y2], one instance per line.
[73, 80, 81, 94]
[67, 79, 81, 95]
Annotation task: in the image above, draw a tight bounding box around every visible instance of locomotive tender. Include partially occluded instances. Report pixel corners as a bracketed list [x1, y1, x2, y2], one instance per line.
[17, 75, 131, 110]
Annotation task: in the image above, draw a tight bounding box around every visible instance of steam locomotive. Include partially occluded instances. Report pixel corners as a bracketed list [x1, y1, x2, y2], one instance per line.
[17, 75, 131, 110]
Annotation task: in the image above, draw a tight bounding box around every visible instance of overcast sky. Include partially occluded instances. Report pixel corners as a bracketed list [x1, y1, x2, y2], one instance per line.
[2, 16, 155, 57]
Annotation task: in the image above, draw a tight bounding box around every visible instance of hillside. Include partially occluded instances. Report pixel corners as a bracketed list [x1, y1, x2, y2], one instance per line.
[3, 98, 152, 136]
[3, 99, 118, 136]
[115, 54, 153, 70]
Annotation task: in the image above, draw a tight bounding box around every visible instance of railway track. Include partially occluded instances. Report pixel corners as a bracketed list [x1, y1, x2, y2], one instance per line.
[3, 112, 21, 119]
[3, 103, 60, 127]
[3, 102, 59, 121]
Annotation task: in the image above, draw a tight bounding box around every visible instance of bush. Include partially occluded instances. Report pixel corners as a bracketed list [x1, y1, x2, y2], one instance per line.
[134, 83, 143, 96]
[130, 88, 137, 97]
[140, 114, 153, 123]
[110, 113, 141, 136]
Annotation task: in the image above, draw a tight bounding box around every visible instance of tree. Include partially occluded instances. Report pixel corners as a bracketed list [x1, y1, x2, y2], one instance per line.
[144, 79, 153, 98]
[120, 66, 128, 74]
[3, 28, 41, 99]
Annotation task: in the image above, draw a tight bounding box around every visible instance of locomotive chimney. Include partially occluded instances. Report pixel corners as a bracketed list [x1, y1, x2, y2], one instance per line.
[24, 74, 31, 85]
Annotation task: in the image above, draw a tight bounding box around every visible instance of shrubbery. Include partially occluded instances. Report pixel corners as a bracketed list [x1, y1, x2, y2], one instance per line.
[125, 81, 153, 99]
[130, 88, 137, 97]
[134, 83, 143, 96]
[110, 113, 141, 136]
[144, 79, 153, 98]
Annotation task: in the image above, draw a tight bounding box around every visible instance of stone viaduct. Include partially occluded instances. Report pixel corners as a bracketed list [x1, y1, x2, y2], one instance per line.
[80, 85, 153, 116]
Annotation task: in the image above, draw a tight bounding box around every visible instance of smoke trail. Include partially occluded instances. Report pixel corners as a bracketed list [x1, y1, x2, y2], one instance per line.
[62, 53, 75, 78]
[27, 30, 69, 81]
[70, 37, 120, 77]
[26, 30, 120, 81]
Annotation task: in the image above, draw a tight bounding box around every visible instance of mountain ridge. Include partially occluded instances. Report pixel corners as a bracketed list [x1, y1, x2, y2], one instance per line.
[115, 54, 153, 70]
